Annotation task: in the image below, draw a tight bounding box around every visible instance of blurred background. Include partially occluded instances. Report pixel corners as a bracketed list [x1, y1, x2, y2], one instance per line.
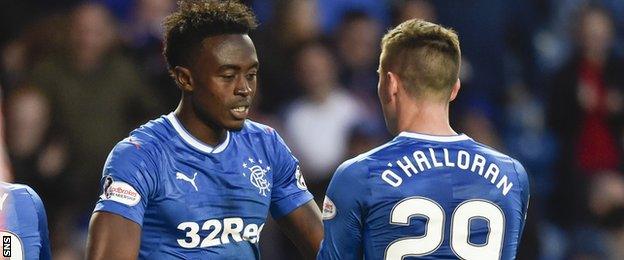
[1, 0, 624, 259]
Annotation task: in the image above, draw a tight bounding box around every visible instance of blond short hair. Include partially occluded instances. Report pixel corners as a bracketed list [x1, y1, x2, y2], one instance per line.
[381, 19, 460, 98]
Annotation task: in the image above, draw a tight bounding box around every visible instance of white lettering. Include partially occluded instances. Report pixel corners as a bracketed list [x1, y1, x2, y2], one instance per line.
[413, 151, 432, 171]
[377, 149, 516, 197]
[471, 154, 486, 175]
[457, 151, 470, 169]
[484, 163, 500, 184]
[397, 156, 418, 177]
[444, 149, 455, 167]
[221, 218, 244, 243]
[243, 224, 259, 243]
[178, 218, 263, 248]
[257, 223, 265, 243]
[429, 148, 443, 167]
[496, 175, 514, 196]
[382, 170, 403, 187]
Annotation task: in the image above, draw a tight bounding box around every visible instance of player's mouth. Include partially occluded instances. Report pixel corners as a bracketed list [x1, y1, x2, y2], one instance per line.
[230, 105, 249, 120]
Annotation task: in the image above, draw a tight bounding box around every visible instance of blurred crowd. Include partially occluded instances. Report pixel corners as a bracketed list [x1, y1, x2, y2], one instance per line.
[1, 0, 624, 259]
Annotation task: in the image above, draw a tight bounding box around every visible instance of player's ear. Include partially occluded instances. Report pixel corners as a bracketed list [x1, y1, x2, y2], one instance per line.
[387, 71, 400, 102]
[449, 78, 461, 102]
[173, 66, 194, 92]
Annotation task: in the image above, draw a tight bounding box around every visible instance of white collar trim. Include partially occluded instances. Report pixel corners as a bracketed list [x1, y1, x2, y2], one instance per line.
[166, 113, 230, 154]
[398, 131, 471, 142]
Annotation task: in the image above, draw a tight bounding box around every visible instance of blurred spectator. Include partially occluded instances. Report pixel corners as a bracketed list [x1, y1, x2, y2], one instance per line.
[335, 11, 380, 94]
[254, 0, 321, 114]
[20, 3, 164, 257]
[5, 87, 57, 180]
[564, 172, 624, 259]
[120, 0, 178, 108]
[0, 85, 11, 181]
[1, 13, 67, 94]
[455, 106, 504, 150]
[391, 0, 437, 25]
[504, 84, 557, 202]
[546, 9, 624, 255]
[284, 42, 364, 197]
[316, 0, 388, 33]
[345, 123, 383, 159]
[333, 11, 386, 135]
[548, 5, 623, 176]
[26, 1, 160, 218]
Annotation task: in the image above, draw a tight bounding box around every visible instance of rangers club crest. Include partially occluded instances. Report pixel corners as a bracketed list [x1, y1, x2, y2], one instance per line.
[242, 157, 271, 196]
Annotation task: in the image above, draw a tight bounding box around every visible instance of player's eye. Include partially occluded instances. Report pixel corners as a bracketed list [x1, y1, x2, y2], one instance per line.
[245, 73, 257, 81]
[221, 74, 236, 81]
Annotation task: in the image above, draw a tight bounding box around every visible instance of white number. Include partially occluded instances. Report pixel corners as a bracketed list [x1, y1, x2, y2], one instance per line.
[385, 197, 444, 258]
[385, 197, 505, 260]
[177, 222, 201, 248]
[200, 219, 222, 247]
[177, 218, 265, 248]
[451, 200, 505, 259]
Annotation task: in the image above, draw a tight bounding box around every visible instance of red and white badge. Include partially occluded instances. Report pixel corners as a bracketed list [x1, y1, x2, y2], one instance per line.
[322, 196, 336, 220]
[100, 176, 141, 206]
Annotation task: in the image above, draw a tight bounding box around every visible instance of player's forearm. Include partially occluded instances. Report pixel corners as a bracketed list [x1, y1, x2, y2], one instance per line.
[277, 200, 324, 259]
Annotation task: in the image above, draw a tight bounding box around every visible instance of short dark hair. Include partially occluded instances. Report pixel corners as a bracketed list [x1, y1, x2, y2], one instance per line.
[163, 0, 258, 72]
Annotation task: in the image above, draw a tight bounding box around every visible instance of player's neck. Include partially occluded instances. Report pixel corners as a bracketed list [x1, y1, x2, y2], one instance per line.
[173, 103, 227, 147]
[397, 102, 456, 136]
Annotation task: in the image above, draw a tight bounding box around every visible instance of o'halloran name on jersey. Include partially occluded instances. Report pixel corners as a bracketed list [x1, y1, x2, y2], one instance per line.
[318, 133, 530, 260]
[380, 147, 513, 196]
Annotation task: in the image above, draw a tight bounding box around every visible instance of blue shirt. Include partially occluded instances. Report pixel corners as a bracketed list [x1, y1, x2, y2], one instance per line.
[0, 182, 51, 260]
[94, 113, 313, 259]
[318, 132, 530, 260]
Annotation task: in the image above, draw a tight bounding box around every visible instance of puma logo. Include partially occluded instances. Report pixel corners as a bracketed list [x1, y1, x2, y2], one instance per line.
[176, 172, 199, 191]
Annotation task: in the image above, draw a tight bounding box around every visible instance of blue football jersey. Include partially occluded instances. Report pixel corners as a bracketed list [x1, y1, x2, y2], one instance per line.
[93, 113, 313, 259]
[0, 182, 51, 260]
[318, 132, 530, 260]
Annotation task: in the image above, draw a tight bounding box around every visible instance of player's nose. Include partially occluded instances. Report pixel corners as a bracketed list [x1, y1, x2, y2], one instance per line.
[234, 78, 252, 97]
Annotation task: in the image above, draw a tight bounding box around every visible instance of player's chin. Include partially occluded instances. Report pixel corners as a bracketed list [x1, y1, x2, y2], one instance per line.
[222, 118, 246, 131]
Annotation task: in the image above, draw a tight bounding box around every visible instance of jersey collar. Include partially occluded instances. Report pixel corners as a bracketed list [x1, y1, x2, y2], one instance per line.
[398, 131, 471, 142]
[166, 112, 230, 154]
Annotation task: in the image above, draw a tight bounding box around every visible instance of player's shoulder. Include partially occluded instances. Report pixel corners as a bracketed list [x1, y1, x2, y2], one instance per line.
[241, 119, 279, 137]
[111, 115, 172, 155]
[237, 119, 285, 146]
[129, 115, 174, 144]
[334, 141, 397, 181]
[466, 138, 529, 186]
[1, 182, 32, 194]
[105, 119, 169, 171]
[0, 182, 42, 205]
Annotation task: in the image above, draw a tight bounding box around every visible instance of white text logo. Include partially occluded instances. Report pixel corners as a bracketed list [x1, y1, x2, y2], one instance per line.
[177, 218, 264, 248]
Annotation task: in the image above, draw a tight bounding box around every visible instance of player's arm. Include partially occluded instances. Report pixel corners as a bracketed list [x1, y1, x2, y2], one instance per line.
[85, 139, 157, 260]
[269, 130, 323, 258]
[276, 200, 323, 259]
[28, 186, 52, 260]
[86, 212, 141, 260]
[317, 160, 366, 260]
[513, 159, 531, 245]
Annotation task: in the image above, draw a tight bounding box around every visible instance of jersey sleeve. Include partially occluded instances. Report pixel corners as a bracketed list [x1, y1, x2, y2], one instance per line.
[93, 138, 159, 226]
[513, 159, 530, 244]
[268, 130, 314, 218]
[25, 186, 51, 260]
[317, 159, 367, 260]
